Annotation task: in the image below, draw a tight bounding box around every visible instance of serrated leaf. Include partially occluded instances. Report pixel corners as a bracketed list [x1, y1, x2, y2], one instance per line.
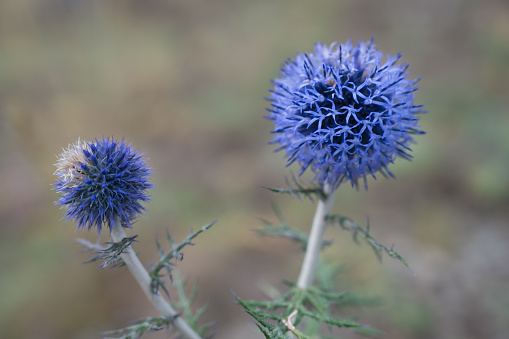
[256, 205, 331, 251]
[236, 273, 376, 339]
[264, 174, 326, 202]
[76, 236, 138, 268]
[149, 221, 217, 294]
[327, 215, 413, 274]
[102, 316, 175, 339]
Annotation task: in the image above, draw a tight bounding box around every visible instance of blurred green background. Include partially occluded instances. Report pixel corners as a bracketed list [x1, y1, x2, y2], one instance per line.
[1, 0, 509, 338]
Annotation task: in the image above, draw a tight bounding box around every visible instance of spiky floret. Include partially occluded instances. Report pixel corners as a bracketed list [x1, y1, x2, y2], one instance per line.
[54, 138, 152, 232]
[266, 39, 425, 189]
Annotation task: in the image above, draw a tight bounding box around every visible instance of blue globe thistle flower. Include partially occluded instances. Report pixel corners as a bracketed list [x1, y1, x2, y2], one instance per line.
[54, 138, 153, 232]
[267, 39, 425, 189]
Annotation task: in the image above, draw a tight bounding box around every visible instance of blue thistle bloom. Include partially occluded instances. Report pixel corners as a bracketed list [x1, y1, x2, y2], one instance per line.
[267, 39, 425, 189]
[54, 138, 153, 232]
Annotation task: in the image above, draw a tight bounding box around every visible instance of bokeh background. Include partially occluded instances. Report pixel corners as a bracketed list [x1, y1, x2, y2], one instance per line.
[1, 0, 509, 338]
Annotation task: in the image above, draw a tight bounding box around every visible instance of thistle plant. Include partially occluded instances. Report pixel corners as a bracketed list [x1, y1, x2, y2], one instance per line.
[53, 38, 424, 339]
[236, 38, 425, 338]
[54, 138, 213, 339]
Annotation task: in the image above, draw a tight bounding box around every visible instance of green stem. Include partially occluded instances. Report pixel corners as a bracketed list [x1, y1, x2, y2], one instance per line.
[296, 184, 336, 289]
[110, 220, 202, 339]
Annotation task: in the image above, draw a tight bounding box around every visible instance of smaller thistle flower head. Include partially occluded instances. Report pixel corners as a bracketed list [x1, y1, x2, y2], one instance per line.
[267, 39, 425, 189]
[54, 138, 153, 232]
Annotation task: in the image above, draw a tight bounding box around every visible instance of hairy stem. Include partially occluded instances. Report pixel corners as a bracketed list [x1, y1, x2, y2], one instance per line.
[296, 184, 336, 289]
[110, 221, 203, 339]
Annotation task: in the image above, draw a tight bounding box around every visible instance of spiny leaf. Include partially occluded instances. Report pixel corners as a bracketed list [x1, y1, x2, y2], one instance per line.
[256, 204, 331, 251]
[149, 221, 217, 294]
[237, 297, 291, 339]
[102, 316, 176, 339]
[327, 215, 414, 274]
[236, 276, 378, 339]
[170, 269, 213, 337]
[76, 236, 138, 268]
[264, 174, 326, 202]
[299, 308, 363, 328]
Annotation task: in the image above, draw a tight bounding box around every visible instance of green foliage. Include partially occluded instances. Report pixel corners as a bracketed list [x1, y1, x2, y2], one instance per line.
[78, 223, 216, 339]
[102, 316, 176, 339]
[246, 183, 403, 338]
[171, 270, 214, 338]
[149, 222, 216, 296]
[264, 175, 326, 202]
[104, 268, 212, 339]
[236, 275, 379, 339]
[76, 236, 137, 268]
[256, 204, 331, 251]
[327, 215, 413, 274]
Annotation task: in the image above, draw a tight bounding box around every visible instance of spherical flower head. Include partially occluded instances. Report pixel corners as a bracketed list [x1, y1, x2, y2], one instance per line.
[267, 39, 425, 189]
[54, 138, 153, 232]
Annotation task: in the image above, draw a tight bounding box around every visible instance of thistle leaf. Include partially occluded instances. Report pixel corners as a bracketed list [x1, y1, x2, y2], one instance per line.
[149, 221, 216, 295]
[256, 204, 331, 251]
[327, 215, 414, 274]
[102, 316, 176, 339]
[236, 267, 377, 338]
[264, 174, 326, 202]
[76, 236, 138, 268]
